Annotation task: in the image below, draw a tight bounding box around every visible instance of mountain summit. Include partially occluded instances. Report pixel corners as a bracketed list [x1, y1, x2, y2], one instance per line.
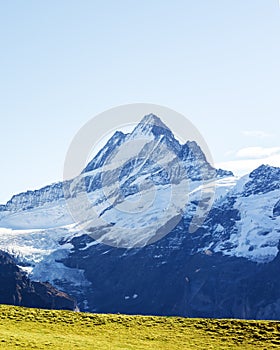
[139, 113, 169, 128]
[130, 113, 171, 136]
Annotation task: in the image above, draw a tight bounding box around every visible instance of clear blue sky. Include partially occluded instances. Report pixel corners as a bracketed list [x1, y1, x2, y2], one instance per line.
[0, 1, 280, 203]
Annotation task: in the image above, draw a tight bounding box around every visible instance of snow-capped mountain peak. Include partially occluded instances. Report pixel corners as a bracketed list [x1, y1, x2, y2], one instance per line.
[138, 113, 169, 129]
[1, 114, 280, 318]
[129, 113, 176, 140]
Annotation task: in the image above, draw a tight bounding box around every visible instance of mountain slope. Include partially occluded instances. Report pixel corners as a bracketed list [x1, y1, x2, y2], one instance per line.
[60, 166, 280, 319]
[0, 250, 77, 311]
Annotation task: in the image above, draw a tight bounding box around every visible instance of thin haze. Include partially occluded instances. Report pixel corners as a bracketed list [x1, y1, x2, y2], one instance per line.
[0, 1, 279, 203]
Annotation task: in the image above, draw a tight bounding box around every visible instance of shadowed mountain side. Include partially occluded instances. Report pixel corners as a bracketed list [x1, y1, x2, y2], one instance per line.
[0, 250, 78, 311]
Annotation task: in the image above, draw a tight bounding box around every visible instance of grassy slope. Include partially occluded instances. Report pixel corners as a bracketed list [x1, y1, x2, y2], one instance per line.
[0, 305, 280, 349]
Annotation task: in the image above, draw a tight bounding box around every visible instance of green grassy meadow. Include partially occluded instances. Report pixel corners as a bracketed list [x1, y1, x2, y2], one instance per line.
[0, 304, 280, 349]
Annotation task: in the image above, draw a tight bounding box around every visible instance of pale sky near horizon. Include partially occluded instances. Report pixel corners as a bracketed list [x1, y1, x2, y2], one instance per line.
[0, 1, 280, 203]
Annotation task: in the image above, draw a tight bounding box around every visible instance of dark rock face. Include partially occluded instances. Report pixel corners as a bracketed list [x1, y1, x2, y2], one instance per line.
[273, 199, 280, 217]
[0, 250, 78, 311]
[61, 235, 280, 320]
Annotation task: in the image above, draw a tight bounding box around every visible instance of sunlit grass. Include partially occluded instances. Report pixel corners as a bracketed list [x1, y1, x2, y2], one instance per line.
[0, 304, 279, 349]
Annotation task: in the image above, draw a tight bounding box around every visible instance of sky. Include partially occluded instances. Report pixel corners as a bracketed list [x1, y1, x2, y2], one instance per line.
[0, 0, 280, 203]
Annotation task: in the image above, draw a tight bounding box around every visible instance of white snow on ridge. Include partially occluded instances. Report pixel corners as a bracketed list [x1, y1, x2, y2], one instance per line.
[0, 198, 73, 229]
[0, 226, 70, 264]
[188, 176, 238, 204]
[0, 224, 90, 288]
[214, 188, 280, 262]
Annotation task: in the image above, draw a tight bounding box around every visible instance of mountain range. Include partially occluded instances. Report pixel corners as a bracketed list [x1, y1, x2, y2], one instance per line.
[1, 114, 280, 319]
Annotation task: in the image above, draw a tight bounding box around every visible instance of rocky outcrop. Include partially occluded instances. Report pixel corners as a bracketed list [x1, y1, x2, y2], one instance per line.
[0, 250, 78, 311]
